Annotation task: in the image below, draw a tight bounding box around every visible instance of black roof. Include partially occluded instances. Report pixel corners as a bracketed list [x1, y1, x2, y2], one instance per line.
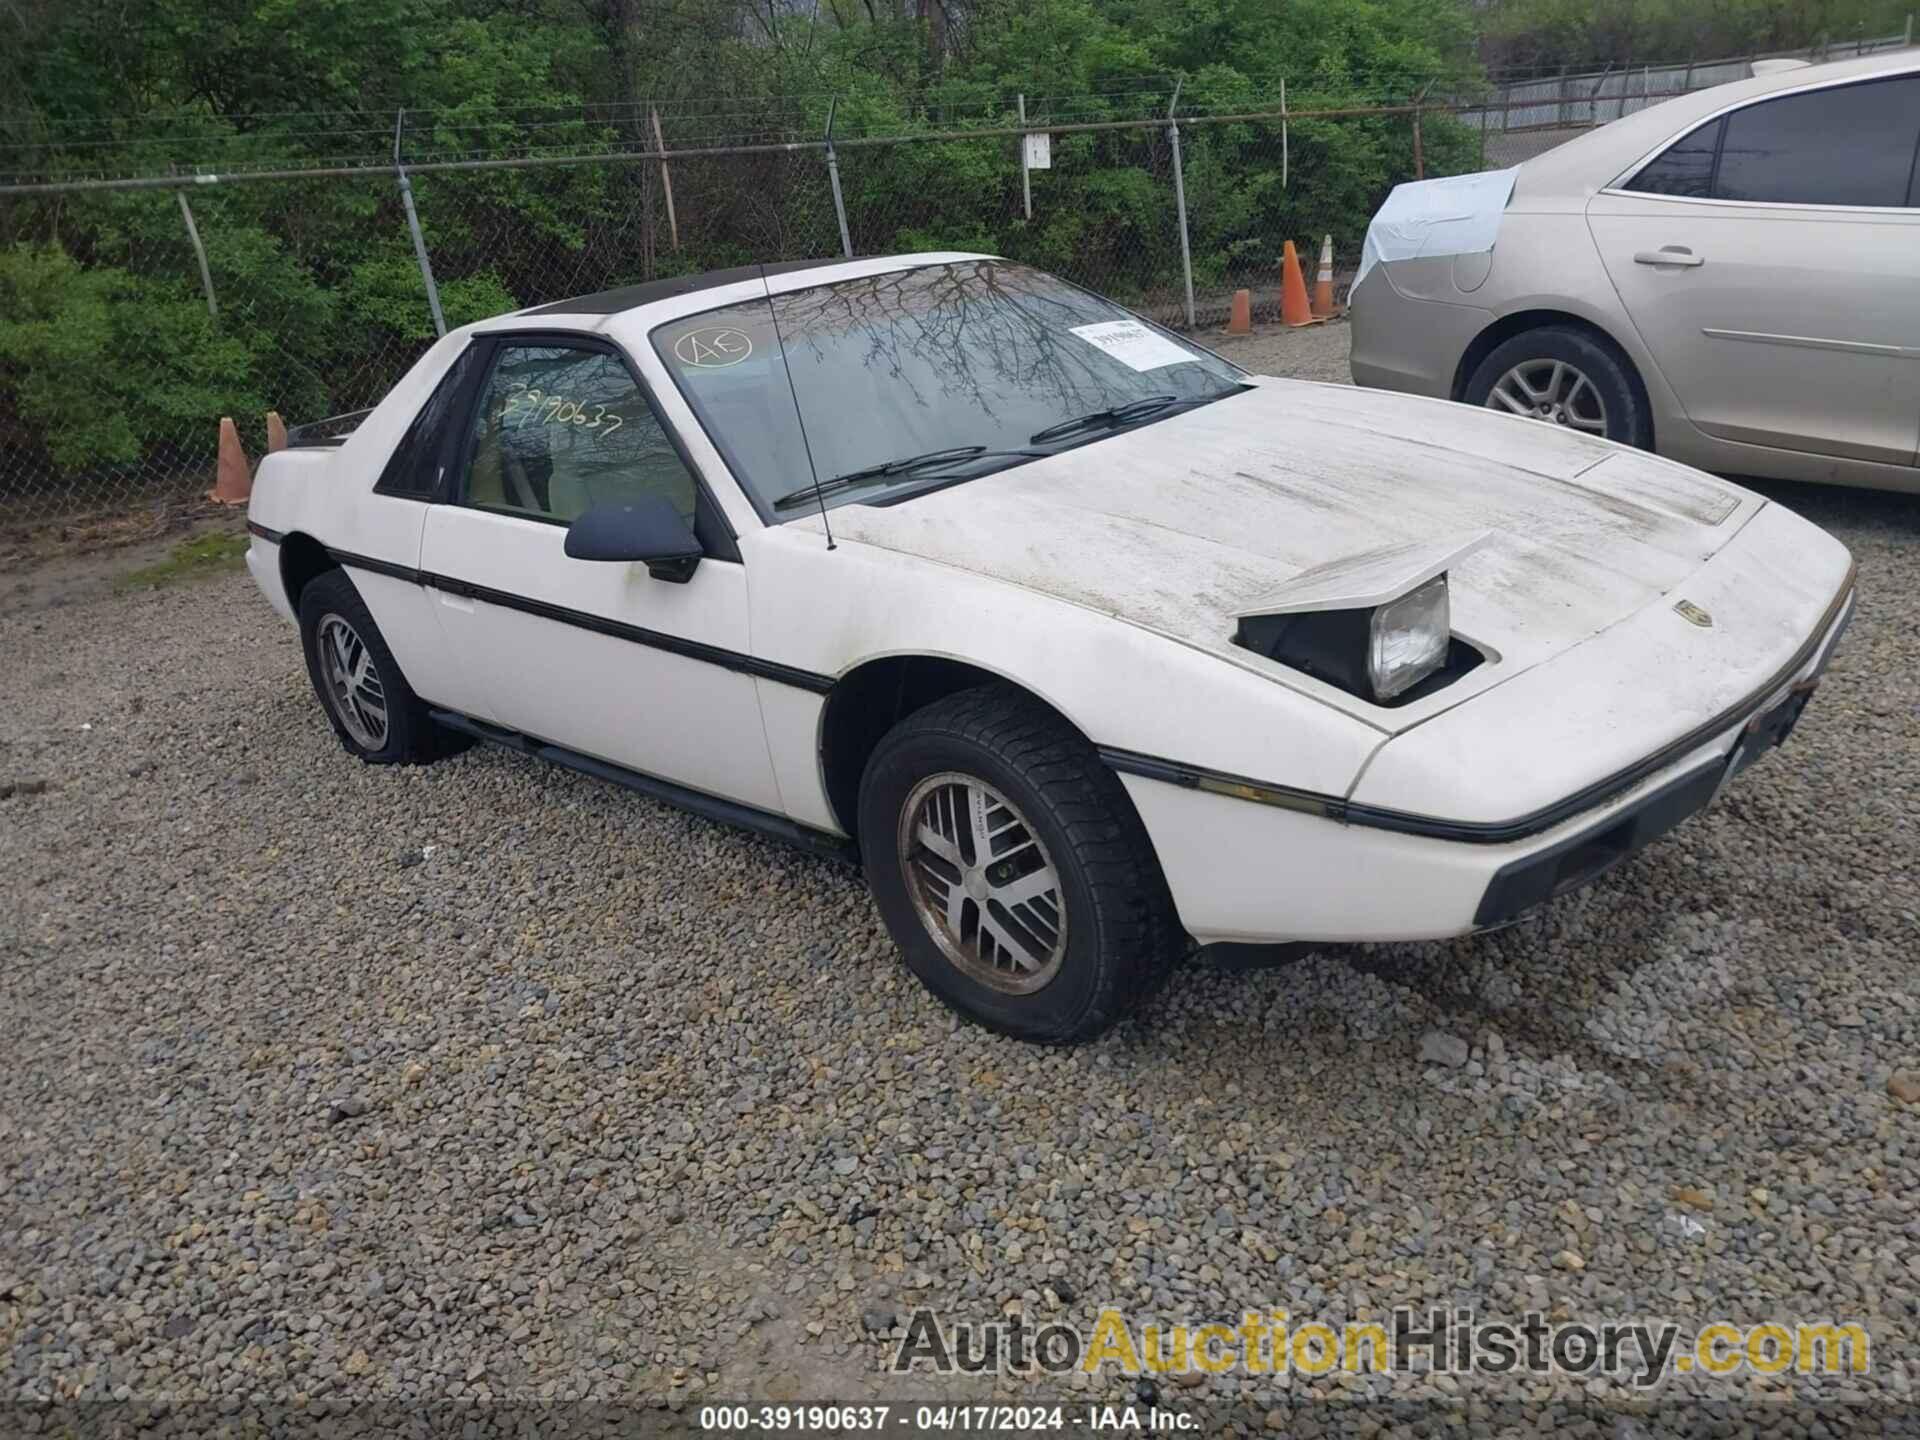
[523, 258, 844, 316]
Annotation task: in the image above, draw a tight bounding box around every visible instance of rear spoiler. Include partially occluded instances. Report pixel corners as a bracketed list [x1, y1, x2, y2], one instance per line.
[286, 408, 373, 449]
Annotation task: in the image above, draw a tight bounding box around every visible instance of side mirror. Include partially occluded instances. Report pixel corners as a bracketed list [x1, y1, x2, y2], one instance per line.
[564, 496, 702, 583]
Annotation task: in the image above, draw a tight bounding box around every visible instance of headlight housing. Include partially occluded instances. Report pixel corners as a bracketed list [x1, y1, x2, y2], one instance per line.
[1369, 574, 1450, 699]
[1234, 571, 1472, 705]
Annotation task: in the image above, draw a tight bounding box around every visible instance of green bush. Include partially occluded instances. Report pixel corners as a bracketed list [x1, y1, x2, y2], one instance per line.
[0, 245, 259, 468]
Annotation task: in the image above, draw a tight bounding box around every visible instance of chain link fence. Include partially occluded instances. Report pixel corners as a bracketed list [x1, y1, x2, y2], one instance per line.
[0, 37, 1907, 532]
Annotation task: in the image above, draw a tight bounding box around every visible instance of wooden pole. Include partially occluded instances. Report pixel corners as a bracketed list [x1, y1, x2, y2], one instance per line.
[1280, 79, 1288, 190]
[651, 108, 679, 252]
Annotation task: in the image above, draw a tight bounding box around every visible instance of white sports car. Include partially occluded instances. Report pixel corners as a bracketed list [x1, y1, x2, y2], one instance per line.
[245, 252, 1855, 1043]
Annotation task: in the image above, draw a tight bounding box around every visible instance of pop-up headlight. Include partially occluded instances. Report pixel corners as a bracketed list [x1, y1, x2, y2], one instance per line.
[1369, 574, 1450, 699]
[1232, 534, 1488, 706]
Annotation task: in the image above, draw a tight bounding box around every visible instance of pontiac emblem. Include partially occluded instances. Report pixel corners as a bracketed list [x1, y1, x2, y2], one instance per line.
[1673, 599, 1713, 628]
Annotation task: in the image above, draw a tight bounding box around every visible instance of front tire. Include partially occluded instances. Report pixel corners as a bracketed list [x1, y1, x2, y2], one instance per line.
[858, 685, 1184, 1044]
[1464, 325, 1652, 449]
[298, 569, 459, 765]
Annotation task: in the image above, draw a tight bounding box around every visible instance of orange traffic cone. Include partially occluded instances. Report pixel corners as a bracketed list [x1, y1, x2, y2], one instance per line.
[1310, 234, 1337, 318]
[266, 410, 289, 453]
[1226, 288, 1252, 335]
[209, 416, 252, 505]
[1279, 240, 1318, 328]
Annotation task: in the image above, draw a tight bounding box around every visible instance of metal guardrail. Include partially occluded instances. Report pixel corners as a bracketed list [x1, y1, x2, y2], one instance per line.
[1482, 27, 1914, 130]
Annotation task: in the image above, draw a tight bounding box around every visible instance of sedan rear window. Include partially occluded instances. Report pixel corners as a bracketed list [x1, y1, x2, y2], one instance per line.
[1715, 75, 1920, 207]
[1625, 74, 1920, 207]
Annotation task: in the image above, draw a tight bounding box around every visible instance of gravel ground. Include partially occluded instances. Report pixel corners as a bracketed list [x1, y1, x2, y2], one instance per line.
[4, 322, 1919, 1436]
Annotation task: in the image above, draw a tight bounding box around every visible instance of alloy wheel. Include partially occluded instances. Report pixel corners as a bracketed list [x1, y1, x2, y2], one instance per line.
[898, 772, 1067, 994]
[1485, 359, 1609, 435]
[316, 613, 389, 750]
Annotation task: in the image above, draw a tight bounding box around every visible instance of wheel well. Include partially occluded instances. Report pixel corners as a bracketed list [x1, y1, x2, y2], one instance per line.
[1449, 310, 1653, 436]
[819, 657, 1078, 842]
[278, 532, 335, 613]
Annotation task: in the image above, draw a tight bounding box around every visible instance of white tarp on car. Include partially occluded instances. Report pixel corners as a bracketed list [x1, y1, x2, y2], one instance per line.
[1356, 167, 1520, 285]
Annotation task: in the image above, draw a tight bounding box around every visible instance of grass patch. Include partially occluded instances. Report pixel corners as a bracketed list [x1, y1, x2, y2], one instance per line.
[116, 529, 250, 591]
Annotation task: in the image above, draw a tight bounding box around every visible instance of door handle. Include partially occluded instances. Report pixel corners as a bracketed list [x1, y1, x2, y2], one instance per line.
[1634, 247, 1704, 267]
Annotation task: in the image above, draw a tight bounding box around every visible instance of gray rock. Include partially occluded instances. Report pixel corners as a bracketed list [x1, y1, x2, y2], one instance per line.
[1419, 1030, 1471, 1068]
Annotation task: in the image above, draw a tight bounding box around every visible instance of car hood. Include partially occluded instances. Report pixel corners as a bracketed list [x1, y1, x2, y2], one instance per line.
[823, 378, 1760, 728]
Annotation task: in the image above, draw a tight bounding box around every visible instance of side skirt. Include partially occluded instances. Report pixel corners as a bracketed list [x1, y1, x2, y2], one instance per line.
[427, 709, 860, 867]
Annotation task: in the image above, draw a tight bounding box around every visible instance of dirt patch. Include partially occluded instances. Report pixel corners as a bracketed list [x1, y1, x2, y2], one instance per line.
[1211, 316, 1353, 385]
[2, 503, 247, 614]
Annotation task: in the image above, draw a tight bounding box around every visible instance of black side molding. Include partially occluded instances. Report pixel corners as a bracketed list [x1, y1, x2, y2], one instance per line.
[325, 546, 423, 586]
[429, 710, 859, 866]
[317, 545, 835, 694]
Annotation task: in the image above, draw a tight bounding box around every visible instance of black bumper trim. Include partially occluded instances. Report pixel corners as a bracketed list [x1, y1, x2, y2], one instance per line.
[1471, 761, 1724, 927]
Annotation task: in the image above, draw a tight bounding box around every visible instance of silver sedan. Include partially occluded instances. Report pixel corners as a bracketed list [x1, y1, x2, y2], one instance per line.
[1349, 52, 1920, 492]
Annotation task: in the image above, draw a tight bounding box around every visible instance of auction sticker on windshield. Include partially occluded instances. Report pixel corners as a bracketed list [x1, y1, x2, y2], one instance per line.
[1070, 319, 1193, 371]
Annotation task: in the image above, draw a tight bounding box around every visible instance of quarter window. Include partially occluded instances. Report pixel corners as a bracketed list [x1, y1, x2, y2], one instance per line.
[1626, 75, 1920, 207]
[459, 343, 699, 526]
[375, 344, 481, 499]
[1625, 117, 1722, 199]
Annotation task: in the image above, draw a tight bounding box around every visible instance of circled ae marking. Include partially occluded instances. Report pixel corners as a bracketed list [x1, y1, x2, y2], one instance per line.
[674, 327, 754, 368]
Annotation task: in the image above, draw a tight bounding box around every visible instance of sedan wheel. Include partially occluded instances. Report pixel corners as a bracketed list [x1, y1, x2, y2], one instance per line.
[1485, 359, 1608, 434]
[1462, 324, 1652, 449]
[899, 771, 1067, 994]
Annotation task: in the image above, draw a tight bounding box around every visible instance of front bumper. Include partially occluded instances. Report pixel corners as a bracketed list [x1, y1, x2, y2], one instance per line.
[1120, 583, 1854, 946]
[1470, 654, 1832, 928]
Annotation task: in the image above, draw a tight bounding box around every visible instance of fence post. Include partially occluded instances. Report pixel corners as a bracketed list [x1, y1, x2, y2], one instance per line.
[175, 188, 218, 320]
[1411, 81, 1433, 180]
[1165, 80, 1196, 332]
[1018, 93, 1032, 220]
[823, 98, 853, 260]
[1905, 12, 1913, 45]
[1279, 78, 1289, 189]
[393, 111, 446, 339]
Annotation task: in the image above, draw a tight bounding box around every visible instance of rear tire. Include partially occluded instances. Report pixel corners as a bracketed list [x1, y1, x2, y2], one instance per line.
[297, 569, 463, 765]
[1464, 325, 1652, 450]
[858, 685, 1184, 1044]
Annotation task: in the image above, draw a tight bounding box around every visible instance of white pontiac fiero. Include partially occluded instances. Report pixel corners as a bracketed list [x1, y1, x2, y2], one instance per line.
[246, 253, 1855, 1043]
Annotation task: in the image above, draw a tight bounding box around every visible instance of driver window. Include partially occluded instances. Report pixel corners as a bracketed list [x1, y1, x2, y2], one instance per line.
[462, 343, 698, 526]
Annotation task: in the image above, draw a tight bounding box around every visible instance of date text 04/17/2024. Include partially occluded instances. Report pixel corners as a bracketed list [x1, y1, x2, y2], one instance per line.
[696, 1403, 1197, 1432]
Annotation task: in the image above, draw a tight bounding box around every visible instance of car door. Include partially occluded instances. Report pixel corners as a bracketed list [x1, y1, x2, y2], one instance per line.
[419, 332, 783, 813]
[1586, 72, 1920, 467]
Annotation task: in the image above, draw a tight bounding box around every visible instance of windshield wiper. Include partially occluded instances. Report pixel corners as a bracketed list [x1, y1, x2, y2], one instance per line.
[771, 446, 1044, 511]
[1030, 395, 1177, 446]
[1027, 382, 1256, 447]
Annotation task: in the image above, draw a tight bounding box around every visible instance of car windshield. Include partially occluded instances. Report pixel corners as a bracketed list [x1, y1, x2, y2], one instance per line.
[649, 259, 1247, 517]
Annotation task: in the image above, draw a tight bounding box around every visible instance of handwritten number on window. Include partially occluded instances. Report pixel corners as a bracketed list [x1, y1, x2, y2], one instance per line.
[498, 382, 622, 436]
